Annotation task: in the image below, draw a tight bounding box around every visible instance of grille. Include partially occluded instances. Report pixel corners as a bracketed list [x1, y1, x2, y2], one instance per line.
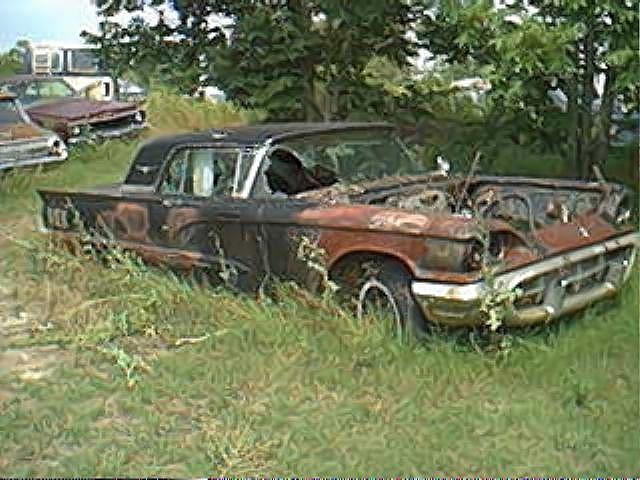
[515, 246, 633, 308]
[89, 115, 137, 132]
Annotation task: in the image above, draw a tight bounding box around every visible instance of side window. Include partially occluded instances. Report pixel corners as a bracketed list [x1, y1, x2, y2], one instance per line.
[159, 147, 238, 198]
[263, 147, 338, 197]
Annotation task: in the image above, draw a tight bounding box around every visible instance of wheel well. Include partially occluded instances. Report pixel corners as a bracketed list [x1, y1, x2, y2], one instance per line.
[329, 252, 412, 288]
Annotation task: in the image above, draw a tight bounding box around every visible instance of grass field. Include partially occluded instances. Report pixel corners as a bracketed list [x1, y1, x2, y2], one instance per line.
[0, 100, 638, 476]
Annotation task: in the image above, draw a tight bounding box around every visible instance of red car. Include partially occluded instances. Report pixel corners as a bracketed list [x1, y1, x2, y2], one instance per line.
[0, 75, 146, 145]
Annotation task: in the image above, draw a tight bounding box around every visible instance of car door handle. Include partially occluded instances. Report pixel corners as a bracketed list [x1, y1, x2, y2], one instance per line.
[162, 198, 188, 208]
[218, 212, 240, 221]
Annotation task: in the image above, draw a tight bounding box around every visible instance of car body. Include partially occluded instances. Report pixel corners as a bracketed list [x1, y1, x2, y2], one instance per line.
[0, 92, 68, 171]
[37, 123, 639, 335]
[0, 75, 146, 145]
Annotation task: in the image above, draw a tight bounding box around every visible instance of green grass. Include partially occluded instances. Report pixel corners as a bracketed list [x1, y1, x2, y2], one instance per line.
[0, 103, 638, 475]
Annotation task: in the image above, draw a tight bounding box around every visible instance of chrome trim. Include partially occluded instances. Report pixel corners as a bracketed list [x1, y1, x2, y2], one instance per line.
[412, 232, 640, 301]
[35, 212, 50, 234]
[237, 139, 271, 199]
[411, 231, 640, 326]
[0, 152, 68, 170]
[67, 123, 147, 144]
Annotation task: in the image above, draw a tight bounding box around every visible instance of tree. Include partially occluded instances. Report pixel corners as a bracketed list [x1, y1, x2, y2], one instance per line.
[83, 1, 228, 95]
[0, 40, 28, 76]
[84, 0, 417, 120]
[416, 0, 639, 178]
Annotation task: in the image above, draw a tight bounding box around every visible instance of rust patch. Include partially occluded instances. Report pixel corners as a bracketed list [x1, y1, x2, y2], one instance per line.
[296, 204, 488, 240]
[27, 98, 137, 123]
[368, 210, 433, 233]
[320, 229, 428, 277]
[536, 214, 621, 253]
[100, 203, 152, 243]
[0, 123, 42, 140]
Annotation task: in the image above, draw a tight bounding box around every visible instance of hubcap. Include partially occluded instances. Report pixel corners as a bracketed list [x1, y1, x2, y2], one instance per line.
[357, 278, 402, 336]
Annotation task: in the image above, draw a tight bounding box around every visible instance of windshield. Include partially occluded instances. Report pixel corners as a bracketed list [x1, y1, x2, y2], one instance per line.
[278, 130, 423, 186]
[0, 98, 27, 124]
[8, 79, 77, 106]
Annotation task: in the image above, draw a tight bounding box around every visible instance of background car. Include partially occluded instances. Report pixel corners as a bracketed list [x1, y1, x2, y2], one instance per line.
[0, 75, 146, 145]
[0, 91, 67, 171]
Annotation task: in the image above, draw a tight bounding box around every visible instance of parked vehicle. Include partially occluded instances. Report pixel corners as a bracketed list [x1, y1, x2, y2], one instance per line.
[0, 75, 146, 145]
[0, 92, 67, 171]
[38, 123, 638, 337]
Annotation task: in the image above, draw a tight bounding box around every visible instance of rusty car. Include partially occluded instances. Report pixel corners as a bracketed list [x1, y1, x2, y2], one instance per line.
[0, 75, 146, 145]
[1, 91, 67, 171]
[37, 123, 639, 337]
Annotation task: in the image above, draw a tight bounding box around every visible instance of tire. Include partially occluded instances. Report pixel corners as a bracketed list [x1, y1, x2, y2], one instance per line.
[353, 260, 429, 342]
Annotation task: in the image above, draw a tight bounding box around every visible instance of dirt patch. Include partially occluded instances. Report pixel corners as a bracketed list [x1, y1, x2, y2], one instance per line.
[0, 281, 69, 398]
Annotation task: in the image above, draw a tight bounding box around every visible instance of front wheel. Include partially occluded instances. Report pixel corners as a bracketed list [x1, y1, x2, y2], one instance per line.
[350, 261, 429, 341]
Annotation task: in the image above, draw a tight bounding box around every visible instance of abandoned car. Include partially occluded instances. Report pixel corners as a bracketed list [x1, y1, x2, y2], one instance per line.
[1, 91, 67, 171]
[38, 123, 638, 336]
[0, 75, 146, 145]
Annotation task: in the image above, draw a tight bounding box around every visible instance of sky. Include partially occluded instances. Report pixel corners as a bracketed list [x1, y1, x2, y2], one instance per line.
[0, 0, 102, 51]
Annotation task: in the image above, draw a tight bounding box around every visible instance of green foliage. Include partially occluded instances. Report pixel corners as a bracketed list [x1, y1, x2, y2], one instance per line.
[84, 0, 416, 121]
[83, 1, 226, 94]
[416, 0, 639, 177]
[82, 0, 638, 180]
[0, 41, 26, 76]
[144, 86, 264, 133]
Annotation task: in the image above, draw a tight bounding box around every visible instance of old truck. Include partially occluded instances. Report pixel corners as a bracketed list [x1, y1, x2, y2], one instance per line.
[0, 75, 146, 145]
[37, 123, 638, 337]
[1, 92, 67, 171]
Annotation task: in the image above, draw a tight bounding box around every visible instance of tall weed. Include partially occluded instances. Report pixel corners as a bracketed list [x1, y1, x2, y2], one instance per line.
[144, 86, 265, 135]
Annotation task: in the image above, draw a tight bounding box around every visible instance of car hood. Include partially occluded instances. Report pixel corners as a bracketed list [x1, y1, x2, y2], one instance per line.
[0, 122, 49, 143]
[294, 173, 449, 203]
[26, 98, 138, 123]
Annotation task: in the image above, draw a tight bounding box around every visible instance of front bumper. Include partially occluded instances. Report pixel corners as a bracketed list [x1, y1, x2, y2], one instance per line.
[0, 152, 68, 170]
[67, 122, 147, 145]
[411, 232, 640, 327]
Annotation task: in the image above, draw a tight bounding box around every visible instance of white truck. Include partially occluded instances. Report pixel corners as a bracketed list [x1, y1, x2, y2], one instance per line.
[23, 42, 123, 101]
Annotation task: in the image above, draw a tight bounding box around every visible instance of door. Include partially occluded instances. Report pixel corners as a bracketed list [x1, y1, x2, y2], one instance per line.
[155, 146, 264, 290]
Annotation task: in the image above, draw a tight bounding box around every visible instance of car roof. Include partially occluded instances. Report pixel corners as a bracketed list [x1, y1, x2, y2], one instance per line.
[125, 122, 394, 186]
[144, 122, 393, 148]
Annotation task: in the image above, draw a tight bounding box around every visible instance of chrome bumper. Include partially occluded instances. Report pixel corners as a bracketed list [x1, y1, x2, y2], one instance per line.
[411, 232, 640, 327]
[67, 123, 147, 145]
[0, 152, 68, 170]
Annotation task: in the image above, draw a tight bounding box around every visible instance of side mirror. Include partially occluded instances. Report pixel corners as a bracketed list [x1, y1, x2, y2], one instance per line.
[436, 155, 450, 177]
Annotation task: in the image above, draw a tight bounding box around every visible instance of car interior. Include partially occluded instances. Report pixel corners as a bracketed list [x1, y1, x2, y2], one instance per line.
[264, 148, 338, 196]
[161, 148, 236, 198]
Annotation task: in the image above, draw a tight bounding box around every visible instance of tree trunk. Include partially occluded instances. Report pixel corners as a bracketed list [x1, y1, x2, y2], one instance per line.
[565, 75, 581, 178]
[581, 28, 596, 179]
[593, 70, 616, 175]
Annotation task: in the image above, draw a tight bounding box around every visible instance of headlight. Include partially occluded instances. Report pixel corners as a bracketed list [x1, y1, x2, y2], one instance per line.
[134, 111, 145, 123]
[47, 136, 68, 158]
[71, 126, 82, 136]
[465, 240, 485, 271]
[615, 194, 632, 225]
